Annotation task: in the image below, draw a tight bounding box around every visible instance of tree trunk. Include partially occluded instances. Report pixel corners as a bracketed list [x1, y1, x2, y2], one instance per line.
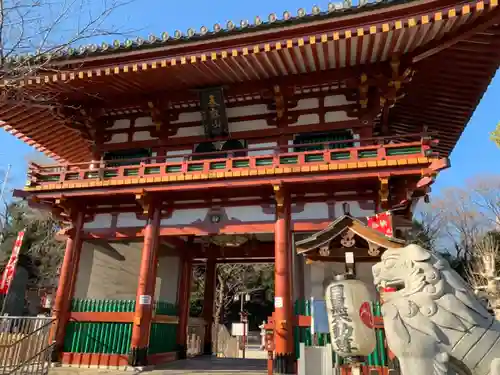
[213, 278, 225, 356]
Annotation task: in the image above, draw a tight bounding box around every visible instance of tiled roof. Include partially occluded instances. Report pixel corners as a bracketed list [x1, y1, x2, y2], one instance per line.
[2, 0, 409, 63]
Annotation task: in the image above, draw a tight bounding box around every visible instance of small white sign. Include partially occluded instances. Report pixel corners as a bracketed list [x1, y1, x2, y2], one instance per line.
[139, 295, 152, 305]
[274, 297, 283, 308]
[345, 252, 354, 264]
[231, 322, 249, 336]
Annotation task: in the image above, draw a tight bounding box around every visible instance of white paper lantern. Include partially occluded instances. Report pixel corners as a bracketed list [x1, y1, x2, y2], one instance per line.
[325, 275, 377, 357]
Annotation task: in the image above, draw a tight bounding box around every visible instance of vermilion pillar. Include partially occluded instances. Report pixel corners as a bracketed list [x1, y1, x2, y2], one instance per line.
[52, 209, 84, 361]
[176, 253, 193, 359]
[273, 185, 295, 374]
[202, 257, 217, 355]
[129, 204, 161, 366]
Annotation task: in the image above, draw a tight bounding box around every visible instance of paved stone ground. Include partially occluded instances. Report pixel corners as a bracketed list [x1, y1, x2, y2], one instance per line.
[49, 355, 267, 375]
[157, 357, 267, 374]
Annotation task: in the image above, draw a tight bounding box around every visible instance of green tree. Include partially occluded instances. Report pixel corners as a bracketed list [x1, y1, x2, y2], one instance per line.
[0, 201, 64, 289]
[491, 122, 500, 148]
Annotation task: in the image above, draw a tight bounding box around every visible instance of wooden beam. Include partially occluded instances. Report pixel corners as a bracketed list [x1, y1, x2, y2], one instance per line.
[190, 242, 275, 259]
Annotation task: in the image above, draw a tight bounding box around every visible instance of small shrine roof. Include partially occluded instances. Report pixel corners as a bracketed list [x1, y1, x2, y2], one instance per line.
[295, 214, 405, 255]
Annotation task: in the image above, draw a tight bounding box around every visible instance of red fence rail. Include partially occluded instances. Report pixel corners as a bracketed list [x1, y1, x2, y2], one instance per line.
[26, 134, 436, 188]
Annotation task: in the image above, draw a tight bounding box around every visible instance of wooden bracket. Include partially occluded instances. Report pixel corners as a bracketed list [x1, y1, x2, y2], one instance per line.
[135, 192, 164, 217]
[135, 191, 151, 215]
[148, 100, 164, 131]
[378, 177, 390, 209]
[273, 185, 285, 210]
[273, 85, 285, 119]
[147, 100, 176, 137]
[358, 73, 369, 109]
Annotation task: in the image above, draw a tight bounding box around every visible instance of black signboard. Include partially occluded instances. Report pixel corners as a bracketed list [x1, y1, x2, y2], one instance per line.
[199, 87, 229, 138]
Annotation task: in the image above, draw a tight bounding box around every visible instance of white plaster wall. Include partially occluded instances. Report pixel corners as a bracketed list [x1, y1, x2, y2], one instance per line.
[292, 203, 329, 221]
[160, 208, 209, 226]
[170, 112, 202, 125]
[84, 214, 113, 229]
[117, 213, 147, 228]
[110, 119, 131, 130]
[334, 201, 375, 217]
[227, 104, 271, 117]
[225, 206, 275, 222]
[135, 116, 154, 127]
[74, 241, 143, 300]
[166, 149, 192, 162]
[133, 131, 155, 141]
[324, 111, 357, 122]
[295, 98, 319, 110]
[324, 95, 352, 106]
[248, 142, 277, 156]
[155, 256, 180, 304]
[228, 104, 274, 133]
[74, 241, 181, 303]
[229, 120, 271, 132]
[106, 133, 128, 144]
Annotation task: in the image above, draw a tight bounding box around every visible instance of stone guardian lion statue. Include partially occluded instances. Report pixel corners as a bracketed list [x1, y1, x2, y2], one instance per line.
[372, 244, 500, 375]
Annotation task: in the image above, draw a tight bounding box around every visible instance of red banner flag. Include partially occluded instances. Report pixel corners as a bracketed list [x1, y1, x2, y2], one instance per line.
[366, 212, 393, 237]
[0, 231, 25, 295]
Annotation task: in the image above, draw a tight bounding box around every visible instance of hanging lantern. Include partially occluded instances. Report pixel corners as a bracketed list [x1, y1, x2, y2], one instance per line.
[325, 275, 377, 357]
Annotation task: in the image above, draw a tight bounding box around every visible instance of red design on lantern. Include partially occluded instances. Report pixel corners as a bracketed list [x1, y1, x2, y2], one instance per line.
[359, 301, 374, 329]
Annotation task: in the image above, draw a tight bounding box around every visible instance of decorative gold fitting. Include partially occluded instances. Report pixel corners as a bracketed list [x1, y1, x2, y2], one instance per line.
[378, 177, 390, 203]
[135, 192, 150, 215]
[273, 185, 285, 209]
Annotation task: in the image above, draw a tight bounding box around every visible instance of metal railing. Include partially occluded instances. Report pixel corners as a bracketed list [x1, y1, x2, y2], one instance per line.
[25, 133, 437, 189]
[0, 316, 55, 375]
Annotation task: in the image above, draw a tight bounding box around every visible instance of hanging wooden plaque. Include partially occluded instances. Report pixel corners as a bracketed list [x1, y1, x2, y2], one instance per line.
[199, 87, 229, 138]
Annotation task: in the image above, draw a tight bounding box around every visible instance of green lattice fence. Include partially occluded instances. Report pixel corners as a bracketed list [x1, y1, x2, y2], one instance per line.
[293, 300, 387, 366]
[149, 301, 178, 354]
[64, 299, 178, 355]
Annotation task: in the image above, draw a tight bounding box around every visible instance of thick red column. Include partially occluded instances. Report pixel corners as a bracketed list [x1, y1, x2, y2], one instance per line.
[176, 253, 193, 359]
[202, 257, 216, 355]
[273, 185, 295, 374]
[52, 210, 84, 360]
[129, 205, 161, 366]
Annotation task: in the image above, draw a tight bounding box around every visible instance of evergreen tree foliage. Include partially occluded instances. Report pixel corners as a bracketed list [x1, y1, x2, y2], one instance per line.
[491, 122, 500, 148]
[0, 201, 64, 289]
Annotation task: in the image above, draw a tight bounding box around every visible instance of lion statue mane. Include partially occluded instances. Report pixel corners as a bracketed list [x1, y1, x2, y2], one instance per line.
[372, 244, 500, 375]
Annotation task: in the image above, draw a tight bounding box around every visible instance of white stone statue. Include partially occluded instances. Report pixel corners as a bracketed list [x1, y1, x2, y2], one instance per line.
[372, 244, 500, 375]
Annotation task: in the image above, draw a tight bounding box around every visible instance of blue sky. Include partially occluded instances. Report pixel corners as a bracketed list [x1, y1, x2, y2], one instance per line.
[0, 0, 499, 195]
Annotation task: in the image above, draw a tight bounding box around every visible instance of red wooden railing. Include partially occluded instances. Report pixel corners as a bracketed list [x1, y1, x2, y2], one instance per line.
[26, 134, 436, 188]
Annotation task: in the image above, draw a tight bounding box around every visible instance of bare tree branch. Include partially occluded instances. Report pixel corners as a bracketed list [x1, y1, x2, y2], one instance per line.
[0, 0, 137, 108]
[465, 233, 500, 319]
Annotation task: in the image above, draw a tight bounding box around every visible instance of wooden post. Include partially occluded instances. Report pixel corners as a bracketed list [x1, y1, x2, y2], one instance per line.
[177, 252, 193, 359]
[202, 257, 216, 355]
[52, 209, 84, 361]
[128, 204, 161, 367]
[273, 185, 295, 374]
